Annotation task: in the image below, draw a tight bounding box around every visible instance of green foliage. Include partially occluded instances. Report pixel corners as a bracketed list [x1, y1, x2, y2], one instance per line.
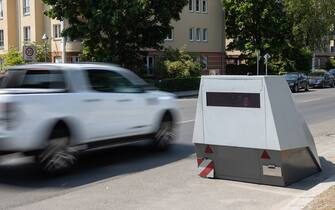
[0, 49, 25, 70]
[31, 42, 51, 62]
[159, 47, 202, 78]
[327, 58, 335, 70]
[42, 0, 188, 69]
[154, 77, 201, 91]
[224, 0, 290, 56]
[270, 47, 312, 74]
[223, 0, 334, 74]
[285, 0, 335, 51]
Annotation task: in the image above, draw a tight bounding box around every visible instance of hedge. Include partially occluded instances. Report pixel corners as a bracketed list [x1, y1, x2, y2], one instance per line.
[153, 77, 201, 92]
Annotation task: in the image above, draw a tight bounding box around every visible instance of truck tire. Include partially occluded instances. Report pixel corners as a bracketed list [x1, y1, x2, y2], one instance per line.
[152, 115, 175, 151]
[36, 128, 77, 174]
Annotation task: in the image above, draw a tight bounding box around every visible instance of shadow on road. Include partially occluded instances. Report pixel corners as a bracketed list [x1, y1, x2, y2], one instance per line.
[289, 157, 335, 190]
[0, 143, 195, 189]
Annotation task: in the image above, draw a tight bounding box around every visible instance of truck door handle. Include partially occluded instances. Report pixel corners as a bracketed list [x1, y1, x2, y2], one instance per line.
[83, 99, 102, 103]
[117, 99, 132, 103]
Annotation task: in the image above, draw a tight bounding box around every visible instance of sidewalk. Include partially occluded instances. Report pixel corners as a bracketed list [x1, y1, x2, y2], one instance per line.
[283, 171, 335, 209]
[172, 90, 198, 98]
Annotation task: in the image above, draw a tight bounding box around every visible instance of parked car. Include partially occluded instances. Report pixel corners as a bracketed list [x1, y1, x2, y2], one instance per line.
[0, 63, 178, 173]
[284, 72, 309, 92]
[328, 69, 335, 77]
[308, 70, 334, 88]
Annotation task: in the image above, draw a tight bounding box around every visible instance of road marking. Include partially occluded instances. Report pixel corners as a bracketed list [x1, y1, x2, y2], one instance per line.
[178, 120, 195, 124]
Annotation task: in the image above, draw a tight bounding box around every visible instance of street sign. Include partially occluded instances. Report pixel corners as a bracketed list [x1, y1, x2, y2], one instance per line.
[264, 53, 271, 75]
[264, 53, 271, 63]
[23, 46, 36, 62]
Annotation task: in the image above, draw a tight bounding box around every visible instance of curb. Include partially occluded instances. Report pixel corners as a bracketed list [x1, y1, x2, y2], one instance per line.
[282, 174, 335, 210]
[173, 90, 199, 98]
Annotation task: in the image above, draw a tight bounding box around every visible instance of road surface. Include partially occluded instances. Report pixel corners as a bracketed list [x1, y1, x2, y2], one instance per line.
[1, 88, 335, 210]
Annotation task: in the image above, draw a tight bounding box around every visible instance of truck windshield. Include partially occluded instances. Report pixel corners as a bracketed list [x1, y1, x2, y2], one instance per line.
[2, 69, 66, 89]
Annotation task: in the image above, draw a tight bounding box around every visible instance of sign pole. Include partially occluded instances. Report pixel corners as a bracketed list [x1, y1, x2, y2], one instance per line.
[264, 53, 271, 76]
[256, 50, 260, 75]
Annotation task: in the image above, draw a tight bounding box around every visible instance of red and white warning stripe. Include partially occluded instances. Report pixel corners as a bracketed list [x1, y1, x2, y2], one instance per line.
[197, 158, 214, 178]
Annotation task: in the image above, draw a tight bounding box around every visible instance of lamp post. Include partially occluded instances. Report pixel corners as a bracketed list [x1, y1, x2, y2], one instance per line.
[42, 34, 49, 62]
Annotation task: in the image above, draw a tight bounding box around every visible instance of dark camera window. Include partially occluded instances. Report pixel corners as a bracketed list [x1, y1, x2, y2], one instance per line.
[206, 92, 261, 108]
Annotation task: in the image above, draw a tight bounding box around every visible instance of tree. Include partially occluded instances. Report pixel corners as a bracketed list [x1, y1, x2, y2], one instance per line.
[285, 0, 335, 51]
[34, 43, 51, 63]
[159, 47, 202, 78]
[224, 0, 290, 57]
[42, 0, 188, 69]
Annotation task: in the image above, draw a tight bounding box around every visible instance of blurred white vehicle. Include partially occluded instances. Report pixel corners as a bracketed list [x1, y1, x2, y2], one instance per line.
[0, 63, 178, 173]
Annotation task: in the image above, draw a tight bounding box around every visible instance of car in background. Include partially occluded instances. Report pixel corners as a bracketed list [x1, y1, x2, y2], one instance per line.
[284, 72, 309, 92]
[328, 69, 335, 77]
[308, 70, 334, 88]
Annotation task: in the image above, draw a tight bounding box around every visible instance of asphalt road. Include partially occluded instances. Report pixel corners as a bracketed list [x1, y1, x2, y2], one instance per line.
[1, 88, 335, 209]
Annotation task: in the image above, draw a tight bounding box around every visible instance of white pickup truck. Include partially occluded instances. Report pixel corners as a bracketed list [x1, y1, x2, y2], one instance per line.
[0, 63, 178, 173]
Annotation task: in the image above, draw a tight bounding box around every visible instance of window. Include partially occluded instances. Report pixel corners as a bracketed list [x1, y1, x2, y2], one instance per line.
[196, 28, 201, 41]
[53, 24, 61, 39]
[23, 26, 31, 42]
[189, 0, 193, 11]
[23, 0, 30, 15]
[202, 28, 208, 42]
[201, 0, 208, 13]
[0, 30, 3, 48]
[71, 56, 80, 63]
[189, 28, 194, 41]
[0, 0, 3, 18]
[54, 56, 62, 63]
[144, 56, 155, 76]
[165, 29, 173, 41]
[195, 0, 200, 12]
[86, 70, 140, 93]
[202, 55, 208, 69]
[3, 70, 66, 89]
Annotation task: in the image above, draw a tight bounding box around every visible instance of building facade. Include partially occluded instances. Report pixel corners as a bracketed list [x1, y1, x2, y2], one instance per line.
[0, 0, 81, 63]
[146, 0, 226, 76]
[0, 0, 225, 74]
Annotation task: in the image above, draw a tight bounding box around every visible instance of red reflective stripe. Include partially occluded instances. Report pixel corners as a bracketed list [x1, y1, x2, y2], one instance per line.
[199, 162, 214, 177]
[197, 158, 204, 166]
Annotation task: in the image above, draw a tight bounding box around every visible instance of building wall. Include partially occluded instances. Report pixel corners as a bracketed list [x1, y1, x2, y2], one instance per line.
[0, 0, 17, 53]
[165, 0, 224, 53]
[147, 0, 225, 75]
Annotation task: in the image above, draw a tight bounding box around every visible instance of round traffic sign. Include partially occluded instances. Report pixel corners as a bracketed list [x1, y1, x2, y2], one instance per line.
[25, 47, 35, 57]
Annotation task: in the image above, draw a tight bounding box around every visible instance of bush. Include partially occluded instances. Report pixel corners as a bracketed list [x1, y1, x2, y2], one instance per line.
[0, 49, 25, 70]
[159, 47, 202, 79]
[154, 77, 201, 91]
[327, 58, 335, 70]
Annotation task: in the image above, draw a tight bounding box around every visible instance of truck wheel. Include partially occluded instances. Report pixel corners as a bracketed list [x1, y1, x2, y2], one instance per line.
[37, 129, 77, 174]
[152, 115, 175, 151]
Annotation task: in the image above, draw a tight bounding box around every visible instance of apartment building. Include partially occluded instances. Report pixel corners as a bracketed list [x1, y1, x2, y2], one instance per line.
[146, 0, 226, 75]
[0, 0, 81, 63]
[0, 0, 225, 73]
